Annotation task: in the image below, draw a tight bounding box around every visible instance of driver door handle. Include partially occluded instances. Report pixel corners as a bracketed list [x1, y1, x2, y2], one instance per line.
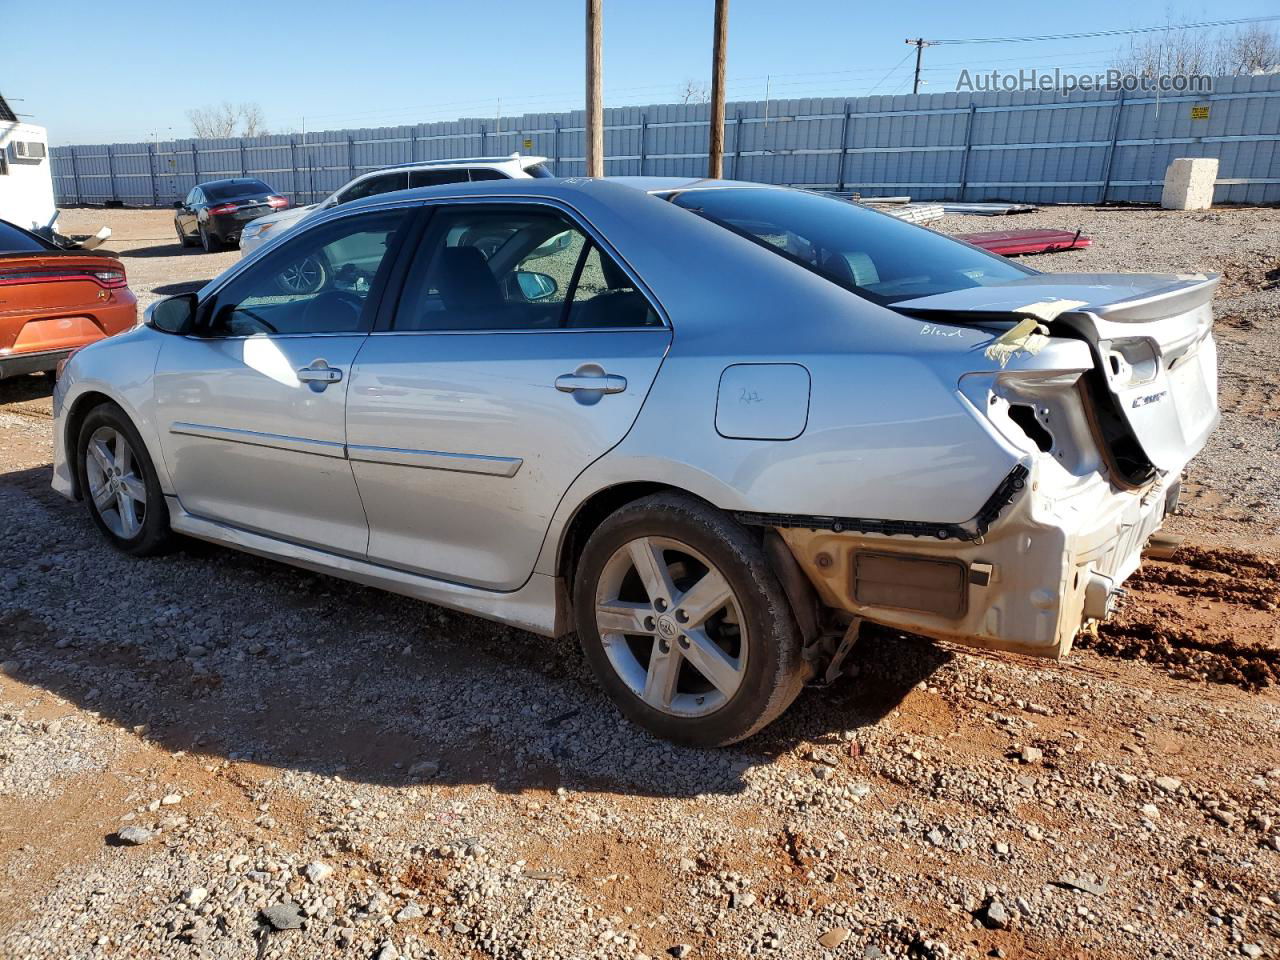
[297, 360, 343, 385]
[555, 373, 627, 395]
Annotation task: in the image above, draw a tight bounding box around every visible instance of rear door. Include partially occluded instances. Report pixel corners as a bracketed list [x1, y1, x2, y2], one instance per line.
[346, 200, 671, 590]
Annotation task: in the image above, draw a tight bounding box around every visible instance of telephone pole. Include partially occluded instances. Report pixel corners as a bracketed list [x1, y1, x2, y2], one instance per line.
[904, 38, 932, 95]
[586, 0, 604, 177]
[707, 0, 729, 178]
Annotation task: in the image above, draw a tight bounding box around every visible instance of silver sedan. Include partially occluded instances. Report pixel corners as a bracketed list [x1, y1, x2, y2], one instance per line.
[51, 177, 1218, 746]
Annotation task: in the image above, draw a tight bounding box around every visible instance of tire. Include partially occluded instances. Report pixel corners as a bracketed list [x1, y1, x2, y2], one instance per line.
[574, 492, 806, 747]
[76, 403, 174, 557]
[274, 254, 327, 295]
[175, 221, 196, 248]
[199, 224, 222, 253]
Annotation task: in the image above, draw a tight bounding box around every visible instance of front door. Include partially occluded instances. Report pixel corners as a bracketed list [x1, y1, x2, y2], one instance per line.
[346, 202, 671, 590]
[153, 206, 413, 556]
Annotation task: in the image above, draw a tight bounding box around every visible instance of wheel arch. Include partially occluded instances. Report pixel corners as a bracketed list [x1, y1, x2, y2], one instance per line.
[63, 390, 119, 500]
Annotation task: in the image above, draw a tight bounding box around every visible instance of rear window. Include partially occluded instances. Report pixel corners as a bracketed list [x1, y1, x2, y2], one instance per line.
[205, 180, 272, 200]
[668, 187, 1031, 306]
[0, 220, 52, 253]
[523, 162, 555, 178]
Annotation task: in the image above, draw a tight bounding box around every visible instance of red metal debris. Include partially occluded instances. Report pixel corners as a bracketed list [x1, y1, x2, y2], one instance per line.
[954, 228, 1092, 256]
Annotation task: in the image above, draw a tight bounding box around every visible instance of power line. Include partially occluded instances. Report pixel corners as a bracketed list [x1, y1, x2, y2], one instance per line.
[930, 14, 1280, 45]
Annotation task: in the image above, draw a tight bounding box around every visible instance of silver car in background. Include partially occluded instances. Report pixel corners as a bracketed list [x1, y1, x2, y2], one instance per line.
[238, 153, 553, 257]
[51, 177, 1218, 746]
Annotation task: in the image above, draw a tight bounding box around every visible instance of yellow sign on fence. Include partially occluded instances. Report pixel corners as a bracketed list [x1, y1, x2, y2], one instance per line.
[1191, 106, 1210, 120]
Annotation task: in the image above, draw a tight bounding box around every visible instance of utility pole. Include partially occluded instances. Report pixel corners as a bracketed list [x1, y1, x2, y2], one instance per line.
[904, 38, 931, 95]
[585, 0, 604, 177]
[707, 0, 729, 178]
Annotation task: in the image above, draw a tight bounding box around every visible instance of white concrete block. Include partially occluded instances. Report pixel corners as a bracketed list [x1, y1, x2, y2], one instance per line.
[1161, 157, 1218, 211]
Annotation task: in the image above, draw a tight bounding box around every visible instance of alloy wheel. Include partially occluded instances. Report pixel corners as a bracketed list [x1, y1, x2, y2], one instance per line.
[276, 256, 326, 295]
[594, 536, 747, 718]
[84, 426, 147, 539]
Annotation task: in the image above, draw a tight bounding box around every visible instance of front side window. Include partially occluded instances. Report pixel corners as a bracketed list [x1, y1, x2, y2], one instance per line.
[202, 208, 408, 337]
[668, 187, 1032, 306]
[338, 172, 409, 206]
[393, 205, 660, 332]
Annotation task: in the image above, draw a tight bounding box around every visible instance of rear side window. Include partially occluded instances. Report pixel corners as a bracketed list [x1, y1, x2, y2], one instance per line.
[523, 162, 555, 178]
[468, 169, 508, 182]
[205, 180, 272, 200]
[669, 187, 1031, 306]
[408, 169, 471, 188]
[0, 220, 52, 252]
[392, 205, 660, 332]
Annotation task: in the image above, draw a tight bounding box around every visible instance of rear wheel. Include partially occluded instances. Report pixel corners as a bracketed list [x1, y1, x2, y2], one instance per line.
[77, 404, 173, 556]
[574, 493, 806, 747]
[199, 224, 222, 253]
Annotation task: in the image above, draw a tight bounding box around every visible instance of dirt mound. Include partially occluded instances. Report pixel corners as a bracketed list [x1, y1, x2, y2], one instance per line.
[1079, 547, 1280, 689]
[1213, 251, 1280, 298]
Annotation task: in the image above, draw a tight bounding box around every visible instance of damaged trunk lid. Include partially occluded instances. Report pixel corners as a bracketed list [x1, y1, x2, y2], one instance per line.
[894, 273, 1220, 478]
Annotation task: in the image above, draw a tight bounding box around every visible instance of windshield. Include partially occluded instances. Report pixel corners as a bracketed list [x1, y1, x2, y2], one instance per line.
[668, 187, 1032, 306]
[205, 180, 272, 200]
[0, 219, 53, 253]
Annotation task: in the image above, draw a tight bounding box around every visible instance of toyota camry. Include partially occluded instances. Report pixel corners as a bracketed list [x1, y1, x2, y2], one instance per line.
[51, 177, 1218, 746]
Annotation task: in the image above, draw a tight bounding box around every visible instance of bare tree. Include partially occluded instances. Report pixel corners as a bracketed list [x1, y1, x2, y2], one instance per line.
[1113, 23, 1280, 79]
[186, 101, 269, 138]
[678, 79, 711, 104]
[238, 102, 267, 137]
[1114, 28, 1226, 78]
[1219, 24, 1280, 75]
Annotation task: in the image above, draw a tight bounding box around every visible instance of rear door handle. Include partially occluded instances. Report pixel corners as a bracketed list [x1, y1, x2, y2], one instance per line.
[555, 373, 627, 395]
[297, 359, 343, 387]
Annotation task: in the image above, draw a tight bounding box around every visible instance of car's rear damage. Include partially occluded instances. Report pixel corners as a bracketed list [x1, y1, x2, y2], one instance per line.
[764, 273, 1220, 662]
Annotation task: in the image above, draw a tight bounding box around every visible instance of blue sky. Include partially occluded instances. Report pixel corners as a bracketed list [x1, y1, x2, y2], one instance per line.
[4, 0, 1274, 144]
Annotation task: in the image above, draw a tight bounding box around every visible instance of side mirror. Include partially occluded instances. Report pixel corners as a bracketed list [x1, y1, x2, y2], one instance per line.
[145, 293, 197, 335]
[515, 271, 558, 302]
[172, 200, 184, 209]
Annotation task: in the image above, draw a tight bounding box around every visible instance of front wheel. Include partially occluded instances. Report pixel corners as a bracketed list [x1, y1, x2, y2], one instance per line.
[574, 493, 806, 747]
[77, 404, 174, 556]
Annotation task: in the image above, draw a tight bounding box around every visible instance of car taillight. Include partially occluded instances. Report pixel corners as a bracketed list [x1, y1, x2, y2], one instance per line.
[267, 196, 290, 209]
[92, 268, 127, 288]
[208, 203, 239, 215]
[0, 265, 128, 289]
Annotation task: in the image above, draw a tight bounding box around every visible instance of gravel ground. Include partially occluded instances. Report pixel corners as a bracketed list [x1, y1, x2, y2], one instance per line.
[1, 205, 1278, 960]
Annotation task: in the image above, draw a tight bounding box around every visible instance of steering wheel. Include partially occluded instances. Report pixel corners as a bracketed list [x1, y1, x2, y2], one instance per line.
[299, 290, 364, 331]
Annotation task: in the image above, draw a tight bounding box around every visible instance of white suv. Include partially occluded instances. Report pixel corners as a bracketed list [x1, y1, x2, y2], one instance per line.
[238, 153, 553, 257]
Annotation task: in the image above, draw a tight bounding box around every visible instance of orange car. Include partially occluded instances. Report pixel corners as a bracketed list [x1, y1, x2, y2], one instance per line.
[0, 218, 137, 379]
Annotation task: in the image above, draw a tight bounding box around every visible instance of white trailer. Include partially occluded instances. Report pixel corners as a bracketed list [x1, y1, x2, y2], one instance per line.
[0, 113, 56, 231]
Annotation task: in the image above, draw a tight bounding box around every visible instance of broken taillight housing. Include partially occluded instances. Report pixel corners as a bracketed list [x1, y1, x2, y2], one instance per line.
[266, 196, 290, 209]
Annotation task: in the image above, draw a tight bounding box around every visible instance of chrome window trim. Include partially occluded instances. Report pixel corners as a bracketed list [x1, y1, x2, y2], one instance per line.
[366, 326, 670, 337]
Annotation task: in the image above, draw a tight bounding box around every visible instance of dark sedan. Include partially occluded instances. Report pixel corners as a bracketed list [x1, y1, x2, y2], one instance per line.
[174, 179, 290, 252]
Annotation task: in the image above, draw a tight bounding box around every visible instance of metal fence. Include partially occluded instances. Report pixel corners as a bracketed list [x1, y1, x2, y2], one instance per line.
[51, 73, 1280, 208]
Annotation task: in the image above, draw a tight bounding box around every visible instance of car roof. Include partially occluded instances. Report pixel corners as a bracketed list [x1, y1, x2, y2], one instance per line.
[361, 153, 549, 175]
[336, 175, 786, 212]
